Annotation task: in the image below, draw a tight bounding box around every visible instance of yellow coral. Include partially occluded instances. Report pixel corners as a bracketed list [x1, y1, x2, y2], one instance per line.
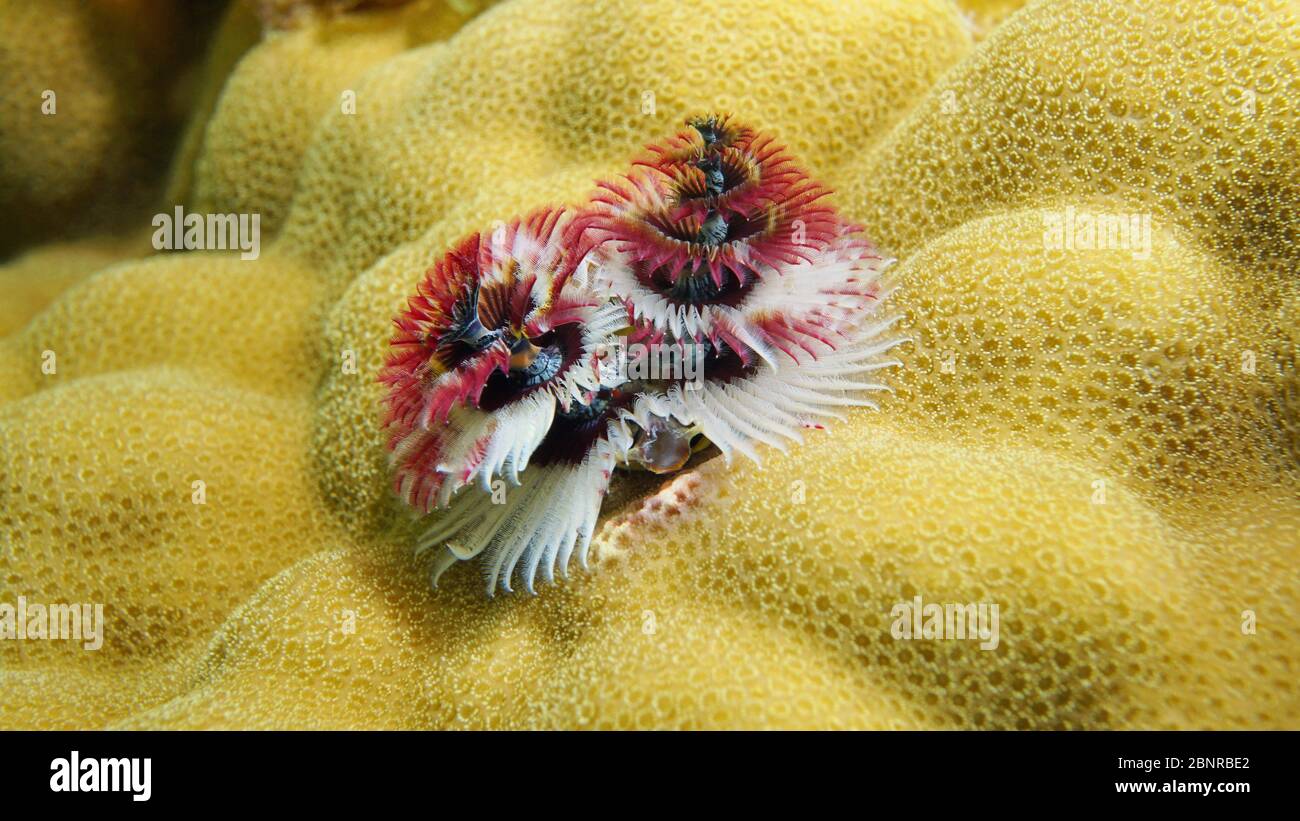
[954, 0, 1033, 38]
[1, 0, 1296, 729]
[0, 235, 147, 337]
[185, 0, 493, 236]
[0, 0, 226, 255]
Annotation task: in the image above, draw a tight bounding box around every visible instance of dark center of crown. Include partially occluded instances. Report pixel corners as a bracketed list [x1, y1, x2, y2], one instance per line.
[510, 339, 564, 388]
[557, 389, 610, 422]
[668, 270, 723, 302]
[695, 154, 726, 198]
[475, 326, 579, 412]
[446, 283, 500, 353]
[692, 119, 722, 146]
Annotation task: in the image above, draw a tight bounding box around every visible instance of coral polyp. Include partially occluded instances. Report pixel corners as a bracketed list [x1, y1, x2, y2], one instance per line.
[379, 206, 620, 513]
[581, 116, 888, 366]
[638, 114, 822, 221]
[640, 312, 904, 467]
[382, 116, 900, 594]
[415, 389, 640, 593]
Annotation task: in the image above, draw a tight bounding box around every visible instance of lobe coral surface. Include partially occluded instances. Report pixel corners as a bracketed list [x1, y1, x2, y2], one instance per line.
[0, 0, 1296, 729]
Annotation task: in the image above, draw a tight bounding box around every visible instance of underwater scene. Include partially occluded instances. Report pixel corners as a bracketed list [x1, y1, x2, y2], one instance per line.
[0, 0, 1297, 733]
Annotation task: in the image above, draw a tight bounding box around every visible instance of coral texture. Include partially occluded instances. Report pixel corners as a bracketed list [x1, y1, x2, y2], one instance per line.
[0, 0, 1296, 729]
[0, 0, 229, 256]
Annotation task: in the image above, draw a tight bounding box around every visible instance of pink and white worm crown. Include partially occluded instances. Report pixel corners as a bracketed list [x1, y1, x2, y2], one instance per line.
[379, 115, 902, 595]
